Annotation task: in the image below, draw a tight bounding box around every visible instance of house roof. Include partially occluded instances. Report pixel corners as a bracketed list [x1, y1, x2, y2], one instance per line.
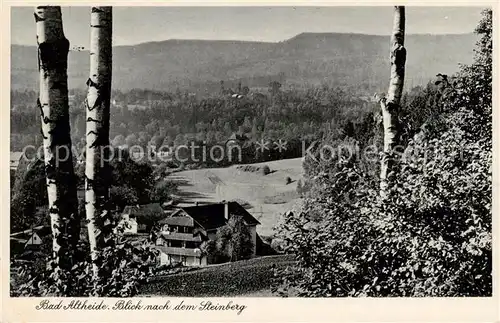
[11, 151, 24, 161]
[10, 152, 25, 169]
[180, 201, 260, 231]
[10, 225, 51, 247]
[158, 215, 194, 227]
[123, 203, 165, 220]
[155, 246, 202, 257]
[10, 237, 28, 244]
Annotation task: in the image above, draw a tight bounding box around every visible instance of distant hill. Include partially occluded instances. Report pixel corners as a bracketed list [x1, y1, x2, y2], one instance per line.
[11, 32, 477, 94]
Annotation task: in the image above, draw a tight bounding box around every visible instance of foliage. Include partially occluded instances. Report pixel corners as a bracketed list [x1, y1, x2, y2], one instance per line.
[274, 9, 492, 297]
[204, 215, 254, 263]
[109, 148, 156, 206]
[110, 185, 139, 211]
[10, 158, 50, 231]
[150, 179, 178, 204]
[11, 229, 158, 297]
[11, 85, 376, 168]
[11, 147, 158, 235]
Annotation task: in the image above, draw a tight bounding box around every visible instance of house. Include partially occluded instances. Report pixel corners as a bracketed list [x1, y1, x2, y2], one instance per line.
[154, 201, 260, 267]
[117, 203, 168, 235]
[10, 225, 51, 255]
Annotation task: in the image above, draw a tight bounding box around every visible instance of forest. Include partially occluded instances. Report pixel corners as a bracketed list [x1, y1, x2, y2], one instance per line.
[11, 81, 439, 166]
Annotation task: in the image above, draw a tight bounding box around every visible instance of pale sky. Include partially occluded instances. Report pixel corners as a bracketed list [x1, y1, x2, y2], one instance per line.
[11, 6, 485, 46]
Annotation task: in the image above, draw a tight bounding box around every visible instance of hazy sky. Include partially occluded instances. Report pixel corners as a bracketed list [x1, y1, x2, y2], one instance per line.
[12, 6, 485, 46]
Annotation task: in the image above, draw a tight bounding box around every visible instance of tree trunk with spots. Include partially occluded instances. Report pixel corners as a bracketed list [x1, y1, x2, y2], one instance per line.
[34, 6, 79, 270]
[380, 6, 406, 198]
[85, 6, 113, 278]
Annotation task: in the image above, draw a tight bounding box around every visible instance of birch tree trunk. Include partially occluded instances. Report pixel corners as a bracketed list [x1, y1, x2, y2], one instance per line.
[380, 6, 406, 198]
[85, 6, 113, 278]
[34, 6, 79, 270]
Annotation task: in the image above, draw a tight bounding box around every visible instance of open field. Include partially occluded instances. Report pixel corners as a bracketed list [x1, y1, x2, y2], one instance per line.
[139, 255, 296, 297]
[169, 158, 305, 237]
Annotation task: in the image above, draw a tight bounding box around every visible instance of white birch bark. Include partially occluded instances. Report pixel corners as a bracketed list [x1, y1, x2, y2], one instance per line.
[380, 6, 406, 198]
[35, 6, 79, 270]
[85, 6, 113, 278]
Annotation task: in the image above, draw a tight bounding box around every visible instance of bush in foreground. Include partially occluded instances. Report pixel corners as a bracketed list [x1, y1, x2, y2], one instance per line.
[274, 10, 492, 297]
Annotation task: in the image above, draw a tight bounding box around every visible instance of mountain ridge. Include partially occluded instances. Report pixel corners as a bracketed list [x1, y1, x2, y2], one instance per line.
[10, 31, 475, 48]
[11, 32, 477, 93]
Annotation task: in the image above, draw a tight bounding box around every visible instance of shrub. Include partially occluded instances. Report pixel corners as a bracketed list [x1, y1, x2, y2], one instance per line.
[205, 215, 255, 264]
[285, 176, 292, 185]
[274, 10, 492, 297]
[276, 132, 491, 296]
[261, 165, 271, 175]
[11, 228, 158, 297]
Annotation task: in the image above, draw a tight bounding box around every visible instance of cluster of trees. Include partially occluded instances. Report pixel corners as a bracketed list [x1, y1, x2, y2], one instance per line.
[275, 8, 492, 297]
[201, 215, 254, 264]
[11, 84, 377, 167]
[11, 147, 176, 233]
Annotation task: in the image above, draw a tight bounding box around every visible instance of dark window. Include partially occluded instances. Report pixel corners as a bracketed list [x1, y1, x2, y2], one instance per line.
[170, 240, 182, 248]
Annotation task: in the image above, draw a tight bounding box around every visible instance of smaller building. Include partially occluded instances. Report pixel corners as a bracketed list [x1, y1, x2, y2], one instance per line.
[10, 225, 50, 255]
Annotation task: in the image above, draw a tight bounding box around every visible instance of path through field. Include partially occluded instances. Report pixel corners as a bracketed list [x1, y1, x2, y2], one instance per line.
[169, 158, 305, 237]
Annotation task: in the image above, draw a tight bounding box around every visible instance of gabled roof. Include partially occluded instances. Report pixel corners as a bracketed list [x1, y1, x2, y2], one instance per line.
[10, 151, 24, 162]
[158, 214, 194, 227]
[123, 203, 164, 219]
[10, 151, 25, 169]
[180, 201, 260, 231]
[10, 225, 51, 247]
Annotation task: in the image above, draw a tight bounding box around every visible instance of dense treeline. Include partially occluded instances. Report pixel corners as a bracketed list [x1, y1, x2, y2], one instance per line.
[12, 83, 439, 167]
